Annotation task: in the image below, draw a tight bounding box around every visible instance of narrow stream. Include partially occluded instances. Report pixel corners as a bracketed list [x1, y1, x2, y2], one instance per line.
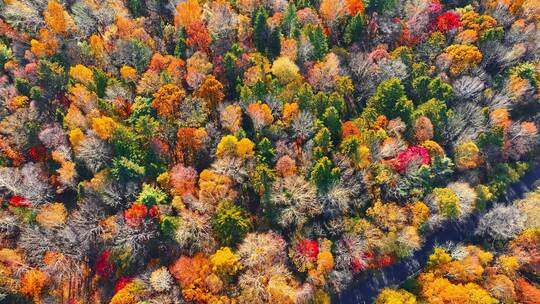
[336, 166, 540, 304]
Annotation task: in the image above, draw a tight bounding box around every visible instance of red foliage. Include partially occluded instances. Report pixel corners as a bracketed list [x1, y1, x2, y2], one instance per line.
[436, 11, 461, 32]
[377, 254, 394, 268]
[148, 205, 160, 219]
[341, 121, 360, 139]
[9, 196, 31, 208]
[114, 276, 133, 293]
[28, 145, 47, 162]
[96, 250, 114, 278]
[351, 257, 365, 273]
[297, 239, 319, 260]
[186, 21, 211, 53]
[394, 146, 431, 173]
[124, 203, 148, 227]
[516, 279, 540, 304]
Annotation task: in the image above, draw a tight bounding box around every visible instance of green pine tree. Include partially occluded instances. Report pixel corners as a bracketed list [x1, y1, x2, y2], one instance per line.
[344, 13, 365, 46]
[310, 156, 340, 192]
[309, 26, 328, 61]
[252, 7, 269, 54]
[267, 29, 282, 60]
[257, 137, 276, 164]
[282, 3, 299, 38]
[323, 106, 342, 141]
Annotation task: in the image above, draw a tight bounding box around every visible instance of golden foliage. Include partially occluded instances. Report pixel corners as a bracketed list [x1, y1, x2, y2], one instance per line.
[44, 0, 76, 35]
[152, 84, 186, 119]
[174, 0, 202, 29]
[30, 28, 59, 57]
[91, 116, 117, 140]
[443, 44, 483, 76]
[36, 203, 67, 229]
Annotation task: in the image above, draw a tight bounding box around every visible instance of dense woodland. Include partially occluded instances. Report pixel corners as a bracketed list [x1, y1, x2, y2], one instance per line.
[0, 0, 538, 302]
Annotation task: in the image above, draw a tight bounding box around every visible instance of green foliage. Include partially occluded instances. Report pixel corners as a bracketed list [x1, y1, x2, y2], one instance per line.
[160, 216, 179, 239]
[111, 126, 145, 164]
[414, 98, 451, 140]
[15, 78, 32, 97]
[412, 76, 431, 103]
[427, 78, 453, 103]
[475, 184, 493, 211]
[479, 26, 504, 43]
[369, 78, 414, 123]
[252, 7, 269, 54]
[174, 31, 187, 59]
[391, 46, 414, 67]
[310, 156, 340, 192]
[323, 106, 342, 141]
[428, 156, 454, 187]
[432, 187, 460, 218]
[137, 183, 169, 207]
[282, 3, 299, 38]
[111, 156, 145, 182]
[127, 0, 146, 17]
[510, 62, 539, 88]
[0, 42, 13, 68]
[344, 14, 365, 46]
[308, 26, 329, 61]
[223, 52, 238, 85]
[37, 59, 67, 97]
[486, 162, 528, 197]
[267, 28, 282, 60]
[313, 127, 334, 157]
[213, 200, 251, 246]
[477, 126, 504, 153]
[296, 83, 314, 110]
[92, 67, 109, 98]
[256, 137, 276, 165]
[128, 97, 155, 123]
[250, 163, 276, 201]
[366, 0, 396, 14]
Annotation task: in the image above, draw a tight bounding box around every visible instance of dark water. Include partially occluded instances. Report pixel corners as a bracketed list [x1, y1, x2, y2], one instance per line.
[336, 166, 540, 304]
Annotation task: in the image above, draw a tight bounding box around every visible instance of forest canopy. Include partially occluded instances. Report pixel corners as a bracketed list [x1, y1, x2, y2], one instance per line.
[0, 0, 539, 303]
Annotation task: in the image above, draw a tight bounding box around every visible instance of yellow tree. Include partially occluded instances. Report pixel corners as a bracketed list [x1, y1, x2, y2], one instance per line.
[152, 84, 186, 119]
[194, 75, 225, 111]
[174, 0, 202, 29]
[44, 0, 76, 36]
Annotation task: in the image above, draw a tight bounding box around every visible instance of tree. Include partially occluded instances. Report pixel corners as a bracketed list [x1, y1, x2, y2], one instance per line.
[271, 56, 300, 84]
[194, 75, 225, 111]
[267, 28, 281, 60]
[44, 0, 76, 36]
[186, 21, 212, 52]
[375, 288, 417, 304]
[344, 13, 365, 46]
[282, 3, 299, 38]
[323, 106, 342, 141]
[431, 187, 461, 219]
[213, 200, 251, 246]
[20, 268, 48, 303]
[310, 156, 340, 192]
[368, 78, 413, 122]
[152, 84, 186, 119]
[174, 0, 202, 29]
[443, 44, 483, 76]
[309, 26, 329, 61]
[37, 59, 66, 98]
[127, 0, 146, 17]
[366, 0, 396, 14]
[454, 141, 482, 170]
[476, 204, 525, 241]
[256, 137, 276, 165]
[252, 7, 269, 54]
